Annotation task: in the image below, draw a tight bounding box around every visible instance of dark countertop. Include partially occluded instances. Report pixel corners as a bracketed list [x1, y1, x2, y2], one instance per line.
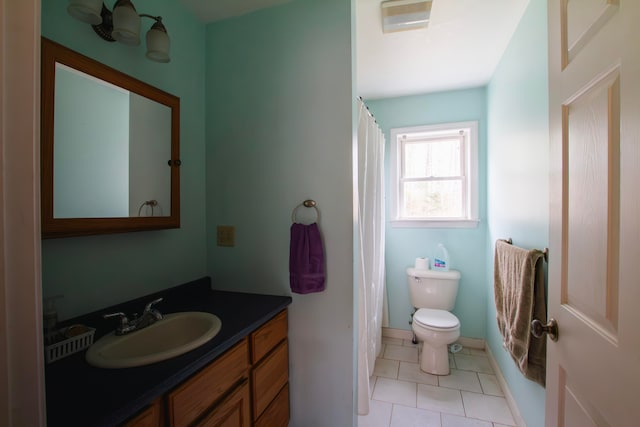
[45, 277, 292, 427]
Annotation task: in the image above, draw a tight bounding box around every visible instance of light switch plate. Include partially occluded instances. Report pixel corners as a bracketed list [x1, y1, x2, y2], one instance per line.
[217, 226, 235, 247]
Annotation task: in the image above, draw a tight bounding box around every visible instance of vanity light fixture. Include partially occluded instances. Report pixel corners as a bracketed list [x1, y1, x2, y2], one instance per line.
[381, 0, 432, 33]
[67, 0, 170, 63]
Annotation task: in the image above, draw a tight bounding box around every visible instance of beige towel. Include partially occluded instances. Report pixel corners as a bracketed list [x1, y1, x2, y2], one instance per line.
[494, 239, 547, 386]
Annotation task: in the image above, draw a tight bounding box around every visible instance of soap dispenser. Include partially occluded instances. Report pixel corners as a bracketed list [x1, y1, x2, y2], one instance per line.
[43, 295, 62, 343]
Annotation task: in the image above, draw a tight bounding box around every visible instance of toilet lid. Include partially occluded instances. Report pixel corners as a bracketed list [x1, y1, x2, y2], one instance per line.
[414, 308, 459, 330]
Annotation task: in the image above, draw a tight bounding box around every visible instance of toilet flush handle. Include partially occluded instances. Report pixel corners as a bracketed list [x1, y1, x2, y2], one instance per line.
[531, 318, 559, 342]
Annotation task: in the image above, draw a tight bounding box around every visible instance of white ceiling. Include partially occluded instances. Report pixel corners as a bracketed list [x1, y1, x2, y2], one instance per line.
[357, 0, 530, 99]
[180, 0, 530, 100]
[180, 0, 293, 23]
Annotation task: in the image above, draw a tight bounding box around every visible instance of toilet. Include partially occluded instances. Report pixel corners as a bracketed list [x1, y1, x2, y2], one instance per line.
[407, 267, 461, 375]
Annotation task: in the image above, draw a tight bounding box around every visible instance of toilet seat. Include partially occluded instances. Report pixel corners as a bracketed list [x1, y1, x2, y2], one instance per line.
[413, 308, 459, 331]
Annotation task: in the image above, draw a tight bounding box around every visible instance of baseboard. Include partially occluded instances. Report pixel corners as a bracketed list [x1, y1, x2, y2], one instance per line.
[382, 327, 413, 341]
[381, 327, 485, 350]
[485, 344, 526, 427]
[456, 336, 485, 350]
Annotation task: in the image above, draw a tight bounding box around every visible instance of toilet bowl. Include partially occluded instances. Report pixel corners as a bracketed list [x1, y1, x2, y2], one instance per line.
[406, 267, 461, 375]
[411, 308, 460, 375]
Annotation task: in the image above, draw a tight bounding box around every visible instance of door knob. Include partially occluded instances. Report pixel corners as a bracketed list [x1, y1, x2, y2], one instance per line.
[531, 318, 558, 341]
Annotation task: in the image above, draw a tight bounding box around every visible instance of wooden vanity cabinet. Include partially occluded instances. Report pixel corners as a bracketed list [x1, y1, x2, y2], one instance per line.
[119, 310, 289, 427]
[250, 310, 289, 426]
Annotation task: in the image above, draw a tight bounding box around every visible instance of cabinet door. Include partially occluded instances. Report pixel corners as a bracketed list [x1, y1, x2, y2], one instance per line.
[122, 398, 162, 427]
[195, 380, 251, 427]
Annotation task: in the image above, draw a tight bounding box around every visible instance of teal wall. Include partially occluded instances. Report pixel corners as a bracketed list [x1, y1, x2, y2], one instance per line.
[205, 0, 355, 425]
[40, 0, 207, 319]
[366, 88, 488, 339]
[486, 1, 549, 426]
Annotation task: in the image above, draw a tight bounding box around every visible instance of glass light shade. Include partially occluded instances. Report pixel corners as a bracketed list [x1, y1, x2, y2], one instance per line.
[112, 0, 141, 46]
[146, 26, 170, 63]
[67, 0, 103, 25]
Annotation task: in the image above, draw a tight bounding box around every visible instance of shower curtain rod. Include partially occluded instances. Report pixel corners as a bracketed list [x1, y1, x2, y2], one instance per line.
[357, 96, 379, 125]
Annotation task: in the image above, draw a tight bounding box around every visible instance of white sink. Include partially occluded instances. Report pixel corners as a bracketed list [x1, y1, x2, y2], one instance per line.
[86, 312, 221, 369]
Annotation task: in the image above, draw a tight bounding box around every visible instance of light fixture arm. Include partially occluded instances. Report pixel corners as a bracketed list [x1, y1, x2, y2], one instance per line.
[139, 14, 162, 22]
[139, 14, 167, 33]
[92, 2, 116, 42]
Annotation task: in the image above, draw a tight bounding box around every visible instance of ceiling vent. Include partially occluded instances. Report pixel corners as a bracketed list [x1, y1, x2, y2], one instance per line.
[381, 0, 432, 33]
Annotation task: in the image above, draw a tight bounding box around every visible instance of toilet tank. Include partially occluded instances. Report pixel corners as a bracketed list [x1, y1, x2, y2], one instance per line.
[406, 268, 461, 310]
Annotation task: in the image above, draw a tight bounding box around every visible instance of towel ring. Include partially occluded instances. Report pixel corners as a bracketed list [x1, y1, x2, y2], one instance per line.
[292, 200, 320, 223]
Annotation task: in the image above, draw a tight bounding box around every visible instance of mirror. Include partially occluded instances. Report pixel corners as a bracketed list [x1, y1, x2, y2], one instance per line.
[41, 38, 180, 238]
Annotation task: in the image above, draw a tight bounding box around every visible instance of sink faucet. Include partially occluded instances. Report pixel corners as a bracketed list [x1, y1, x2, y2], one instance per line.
[104, 297, 164, 335]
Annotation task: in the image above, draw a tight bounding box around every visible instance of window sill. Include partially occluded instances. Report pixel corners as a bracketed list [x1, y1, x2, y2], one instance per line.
[390, 219, 480, 229]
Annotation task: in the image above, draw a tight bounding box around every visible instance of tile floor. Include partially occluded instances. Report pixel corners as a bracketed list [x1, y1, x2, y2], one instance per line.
[358, 337, 516, 427]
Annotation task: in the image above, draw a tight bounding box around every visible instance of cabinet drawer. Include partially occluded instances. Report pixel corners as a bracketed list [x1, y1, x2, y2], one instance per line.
[254, 383, 289, 427]
[195, 380, 251, 427]
[252, 340, 288, 419]
[251, 310, 287, 363]
[167, 339, 249, 427]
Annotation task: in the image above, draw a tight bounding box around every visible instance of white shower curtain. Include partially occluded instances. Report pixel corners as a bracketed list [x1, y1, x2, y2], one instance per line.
[357, 98, 387, 415]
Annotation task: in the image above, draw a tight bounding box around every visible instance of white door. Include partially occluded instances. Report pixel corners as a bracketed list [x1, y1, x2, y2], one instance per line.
[547, 0, 640, 426]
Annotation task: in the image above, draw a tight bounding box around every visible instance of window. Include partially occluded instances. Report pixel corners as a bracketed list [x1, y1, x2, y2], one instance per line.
[390, 121, 479, 228]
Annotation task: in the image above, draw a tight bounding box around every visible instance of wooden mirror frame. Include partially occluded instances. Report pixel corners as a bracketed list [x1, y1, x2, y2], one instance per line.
[41, 38, 180, 239]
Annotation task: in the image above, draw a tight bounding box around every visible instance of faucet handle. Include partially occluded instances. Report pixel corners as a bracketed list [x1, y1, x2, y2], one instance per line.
[103, 312, 129, 328]
[144, 297, 163, 313]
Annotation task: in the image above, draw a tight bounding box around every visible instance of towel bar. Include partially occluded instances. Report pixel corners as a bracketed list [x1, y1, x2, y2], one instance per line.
[291, 199, 320, 223]
[503, 238, 549, 262]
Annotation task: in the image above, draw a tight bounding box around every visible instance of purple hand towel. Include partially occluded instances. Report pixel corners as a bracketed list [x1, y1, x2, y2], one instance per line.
[289, 222, 325, 294]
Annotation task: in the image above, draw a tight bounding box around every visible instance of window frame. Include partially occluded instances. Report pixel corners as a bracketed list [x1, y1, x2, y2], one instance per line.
[390, 121, 479, 228]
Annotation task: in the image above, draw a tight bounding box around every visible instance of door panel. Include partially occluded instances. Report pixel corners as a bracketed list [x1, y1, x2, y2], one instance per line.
[563, 67, 620, 340]
[559, 368, 604, 427]
[563, 0, 618, 67]
[548, 0, 640, 426]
